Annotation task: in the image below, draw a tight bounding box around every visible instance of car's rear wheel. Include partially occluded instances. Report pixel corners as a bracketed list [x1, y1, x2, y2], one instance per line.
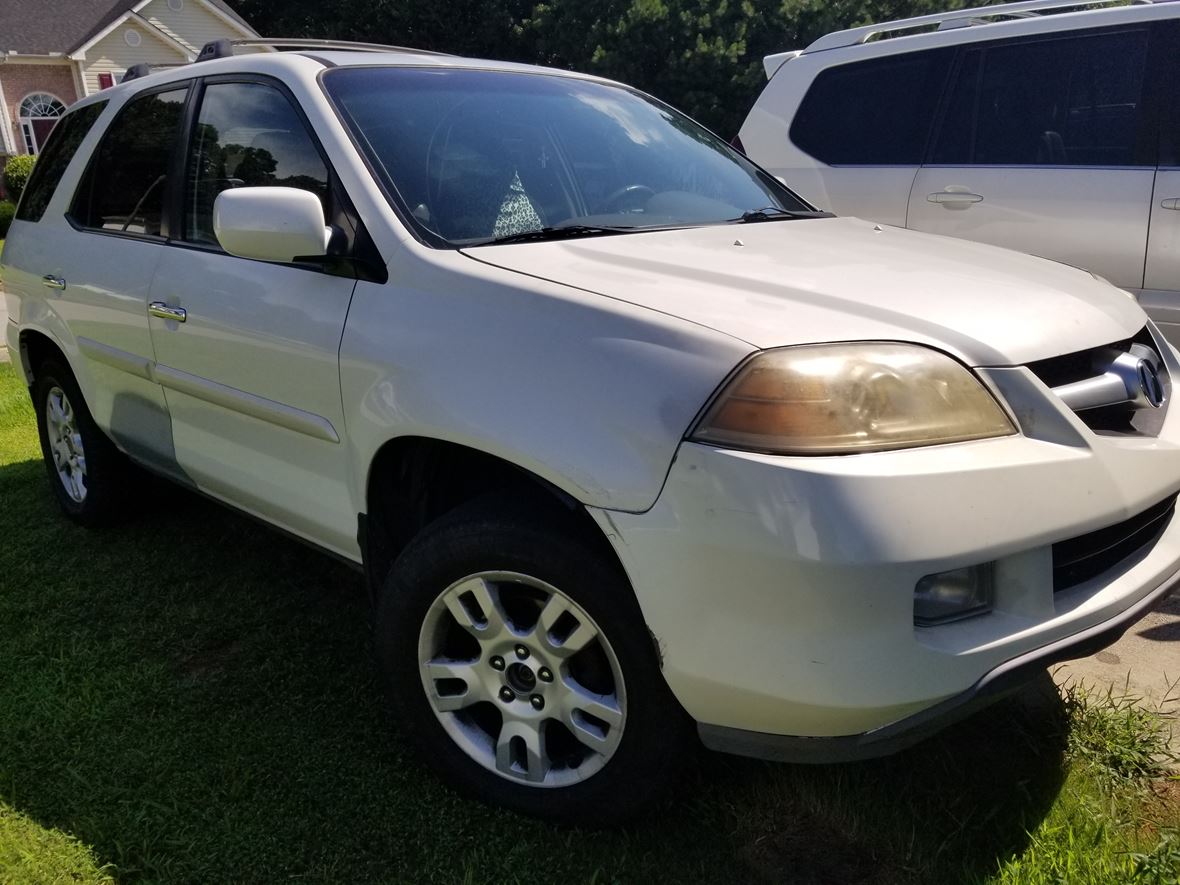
[33, 359, 132, 525]
[375, 496, 691, 825]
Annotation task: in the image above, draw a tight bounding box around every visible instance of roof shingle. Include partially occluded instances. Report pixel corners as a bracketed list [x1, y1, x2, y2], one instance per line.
[0, 0, 253, 56]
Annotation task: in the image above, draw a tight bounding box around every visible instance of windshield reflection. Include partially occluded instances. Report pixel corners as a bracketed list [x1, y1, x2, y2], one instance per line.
[324, 67, 810, 246]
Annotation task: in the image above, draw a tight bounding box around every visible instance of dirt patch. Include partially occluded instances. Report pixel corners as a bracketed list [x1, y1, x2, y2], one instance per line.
[739, 808, 903, 885]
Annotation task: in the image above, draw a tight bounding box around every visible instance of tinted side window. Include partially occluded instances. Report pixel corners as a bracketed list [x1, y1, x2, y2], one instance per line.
[789, 49, 952, 165]
[70, 87, 188, 236]
[15, 102, 107, 223]
[184, 81, 329, 246]
[933, 29, 1149, 166]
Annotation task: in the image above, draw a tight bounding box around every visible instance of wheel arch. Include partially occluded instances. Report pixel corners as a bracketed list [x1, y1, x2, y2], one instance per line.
[17, 327, 72, 386]
[362, 435, 625, 603]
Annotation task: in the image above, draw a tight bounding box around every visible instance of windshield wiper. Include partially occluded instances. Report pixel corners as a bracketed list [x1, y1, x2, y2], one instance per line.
[729, 207, 832, 224]
[474, 224, 637, 246]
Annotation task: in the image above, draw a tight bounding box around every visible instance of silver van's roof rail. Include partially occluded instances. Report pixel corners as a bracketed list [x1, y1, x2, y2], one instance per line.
[803, 0, 1153, 53]
[195, 37, 451, 62]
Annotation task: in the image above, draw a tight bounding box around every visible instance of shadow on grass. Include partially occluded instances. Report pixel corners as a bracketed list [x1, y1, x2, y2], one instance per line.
[0, 458, 1069, 884]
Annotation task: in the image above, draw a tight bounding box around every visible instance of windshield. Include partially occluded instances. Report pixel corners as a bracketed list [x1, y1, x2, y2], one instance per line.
[322, 67, 812, 246]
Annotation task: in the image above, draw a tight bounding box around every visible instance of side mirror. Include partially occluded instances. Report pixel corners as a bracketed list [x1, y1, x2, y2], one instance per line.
[213, 186, 331, 263]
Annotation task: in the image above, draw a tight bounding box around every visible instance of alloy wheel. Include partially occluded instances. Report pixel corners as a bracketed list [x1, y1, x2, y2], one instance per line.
[417, 571, 626, 788]
[44, 386, 87, 503]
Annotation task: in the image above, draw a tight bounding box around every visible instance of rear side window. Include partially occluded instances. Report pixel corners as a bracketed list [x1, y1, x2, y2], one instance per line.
[183, 81, 329, 246]
[789, 49, 952, 165]
[932, 29, 1150, 166]
[70, 86, 188, 236]
[15, 101, 107, 223]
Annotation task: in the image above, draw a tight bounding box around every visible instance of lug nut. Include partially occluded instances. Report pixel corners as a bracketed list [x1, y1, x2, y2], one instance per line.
[489, 655, 505, 671]
[538, 667, 553, 682]
[530, 694, 545, 711]
[499, 686, 515, 703]
[514, 644, 530, 660]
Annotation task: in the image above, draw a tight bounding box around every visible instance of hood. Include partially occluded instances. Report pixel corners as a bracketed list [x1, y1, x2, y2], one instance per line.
[460, 216, 1146, 366]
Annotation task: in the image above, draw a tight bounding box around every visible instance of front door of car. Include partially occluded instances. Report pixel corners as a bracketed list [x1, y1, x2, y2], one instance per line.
[907, 26, 1159, 296]
[1143, 169, 1180, 343]
[146, 77, 360, 558]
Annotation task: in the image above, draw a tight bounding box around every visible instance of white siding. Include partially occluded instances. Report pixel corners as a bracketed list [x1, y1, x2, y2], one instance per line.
[140, 0, 256, 55]
[80, 24, 189, 96]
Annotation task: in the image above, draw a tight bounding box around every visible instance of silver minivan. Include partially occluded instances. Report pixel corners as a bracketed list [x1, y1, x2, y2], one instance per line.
[737, 0, 1180, 341]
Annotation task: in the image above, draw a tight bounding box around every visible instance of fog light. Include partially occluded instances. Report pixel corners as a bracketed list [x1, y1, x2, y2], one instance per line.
[914, 564, 994, 626]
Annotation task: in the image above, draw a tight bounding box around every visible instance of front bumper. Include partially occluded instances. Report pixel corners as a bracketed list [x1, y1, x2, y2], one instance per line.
[698, 568, 1178, 762]
[594, 354, 1180, 755]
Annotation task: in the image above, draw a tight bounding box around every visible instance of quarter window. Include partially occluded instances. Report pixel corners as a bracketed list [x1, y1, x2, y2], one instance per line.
[70, 87, 188, 236]
[789, 49, 952, 165]
[16, 101, 107, 223]
[931, 29, 1150, 166]
[184, 81, 329, 246]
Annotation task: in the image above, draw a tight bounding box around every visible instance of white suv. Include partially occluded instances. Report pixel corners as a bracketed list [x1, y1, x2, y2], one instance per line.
[738, 0, 1180, 341]
[4, 37, 1180, 825]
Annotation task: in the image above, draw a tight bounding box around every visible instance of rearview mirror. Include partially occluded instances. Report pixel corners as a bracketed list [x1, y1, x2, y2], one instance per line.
[213, 186, 331, 263]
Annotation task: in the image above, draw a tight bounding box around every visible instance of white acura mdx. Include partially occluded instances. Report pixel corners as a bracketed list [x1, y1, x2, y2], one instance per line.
[3, 38, 1180, 825]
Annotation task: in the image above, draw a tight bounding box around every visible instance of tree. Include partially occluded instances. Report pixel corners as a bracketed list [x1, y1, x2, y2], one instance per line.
[4, 154, 36, 204]
[227, 0, 969, 134]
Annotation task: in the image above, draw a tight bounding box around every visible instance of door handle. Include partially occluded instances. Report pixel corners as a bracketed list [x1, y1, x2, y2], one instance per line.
[1162, 198, 1180, 211]
[41, 274, 66, 290]
[927, 191, 984, 205]
[148, 302, 187, 322]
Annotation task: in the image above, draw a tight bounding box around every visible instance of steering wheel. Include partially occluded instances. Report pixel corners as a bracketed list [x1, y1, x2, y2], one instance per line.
[597, 184, 655, 213]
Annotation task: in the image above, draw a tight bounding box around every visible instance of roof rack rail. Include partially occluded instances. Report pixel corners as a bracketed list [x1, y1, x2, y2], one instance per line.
[804, 0, 1152, 53]
[121, 61, 186, 83]
[195, 37, 450, 62]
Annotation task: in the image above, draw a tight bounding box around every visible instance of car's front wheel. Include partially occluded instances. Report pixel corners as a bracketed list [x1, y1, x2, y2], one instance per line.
[375, 496, 691, 825]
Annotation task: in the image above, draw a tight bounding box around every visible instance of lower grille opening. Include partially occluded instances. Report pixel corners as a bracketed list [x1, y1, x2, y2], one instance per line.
[1052, 494, 1177, 593]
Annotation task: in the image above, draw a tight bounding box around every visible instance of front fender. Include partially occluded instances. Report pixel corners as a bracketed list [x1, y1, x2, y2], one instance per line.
[341, 245, 751, 513]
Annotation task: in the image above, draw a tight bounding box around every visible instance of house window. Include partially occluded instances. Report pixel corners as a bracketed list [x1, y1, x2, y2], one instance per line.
[18, 92, 67, 155]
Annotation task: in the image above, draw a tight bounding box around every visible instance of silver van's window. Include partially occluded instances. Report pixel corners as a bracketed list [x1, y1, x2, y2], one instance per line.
[788, 48, 953, 166]
[185, 81, 329, 245]
[70, 87, 188, 236]
[932, 29, 1150, 167]
[16, 101, 107, 223]
[323, 67, 807, 245]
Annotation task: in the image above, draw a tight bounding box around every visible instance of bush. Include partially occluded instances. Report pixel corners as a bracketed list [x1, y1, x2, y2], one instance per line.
[0, 201, 14, 238]
[3, 155, 36, 205]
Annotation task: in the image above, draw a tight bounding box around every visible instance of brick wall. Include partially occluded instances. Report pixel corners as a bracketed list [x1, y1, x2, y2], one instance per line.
[1, 63, 79, 156]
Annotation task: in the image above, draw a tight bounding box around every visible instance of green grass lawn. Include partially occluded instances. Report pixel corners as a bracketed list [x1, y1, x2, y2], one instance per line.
[1, 360, 1179, 884]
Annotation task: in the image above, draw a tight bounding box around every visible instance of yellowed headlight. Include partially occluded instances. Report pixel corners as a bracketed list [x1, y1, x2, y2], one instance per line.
[692, 343, 1016, 455]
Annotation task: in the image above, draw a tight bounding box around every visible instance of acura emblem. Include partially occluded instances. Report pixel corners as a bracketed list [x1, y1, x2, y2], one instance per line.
[1138, 358, 1166, 408]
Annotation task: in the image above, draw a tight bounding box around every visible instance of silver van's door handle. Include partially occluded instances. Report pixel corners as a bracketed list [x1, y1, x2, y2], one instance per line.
[1162, 198, 1180, 211]
[927, 191, 984, 205]
[41, 274, 66, 290]
[148, 302, 187, 322]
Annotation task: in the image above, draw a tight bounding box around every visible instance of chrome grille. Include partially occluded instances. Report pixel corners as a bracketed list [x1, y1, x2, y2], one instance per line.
[1026, 327, 1170, 436]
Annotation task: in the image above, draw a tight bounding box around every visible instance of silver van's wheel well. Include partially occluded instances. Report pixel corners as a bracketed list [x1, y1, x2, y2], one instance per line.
[17, 330, 67, 386]
[362, 438, 619, 602]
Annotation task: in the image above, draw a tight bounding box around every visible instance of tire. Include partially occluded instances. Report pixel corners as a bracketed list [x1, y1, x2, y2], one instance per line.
[374, 495, 692, 826]
[32, 358, 133, 526]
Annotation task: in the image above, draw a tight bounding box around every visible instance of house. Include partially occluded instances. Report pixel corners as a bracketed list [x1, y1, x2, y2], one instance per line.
[0, 0, 257, 172]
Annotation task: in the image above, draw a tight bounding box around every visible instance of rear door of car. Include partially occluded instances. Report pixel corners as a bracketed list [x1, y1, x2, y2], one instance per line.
[5, 86, 190, 476]
[907, 24, 1163, 293]
[144, 75, 364, 558]
[1141, 19, 1180, 342]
